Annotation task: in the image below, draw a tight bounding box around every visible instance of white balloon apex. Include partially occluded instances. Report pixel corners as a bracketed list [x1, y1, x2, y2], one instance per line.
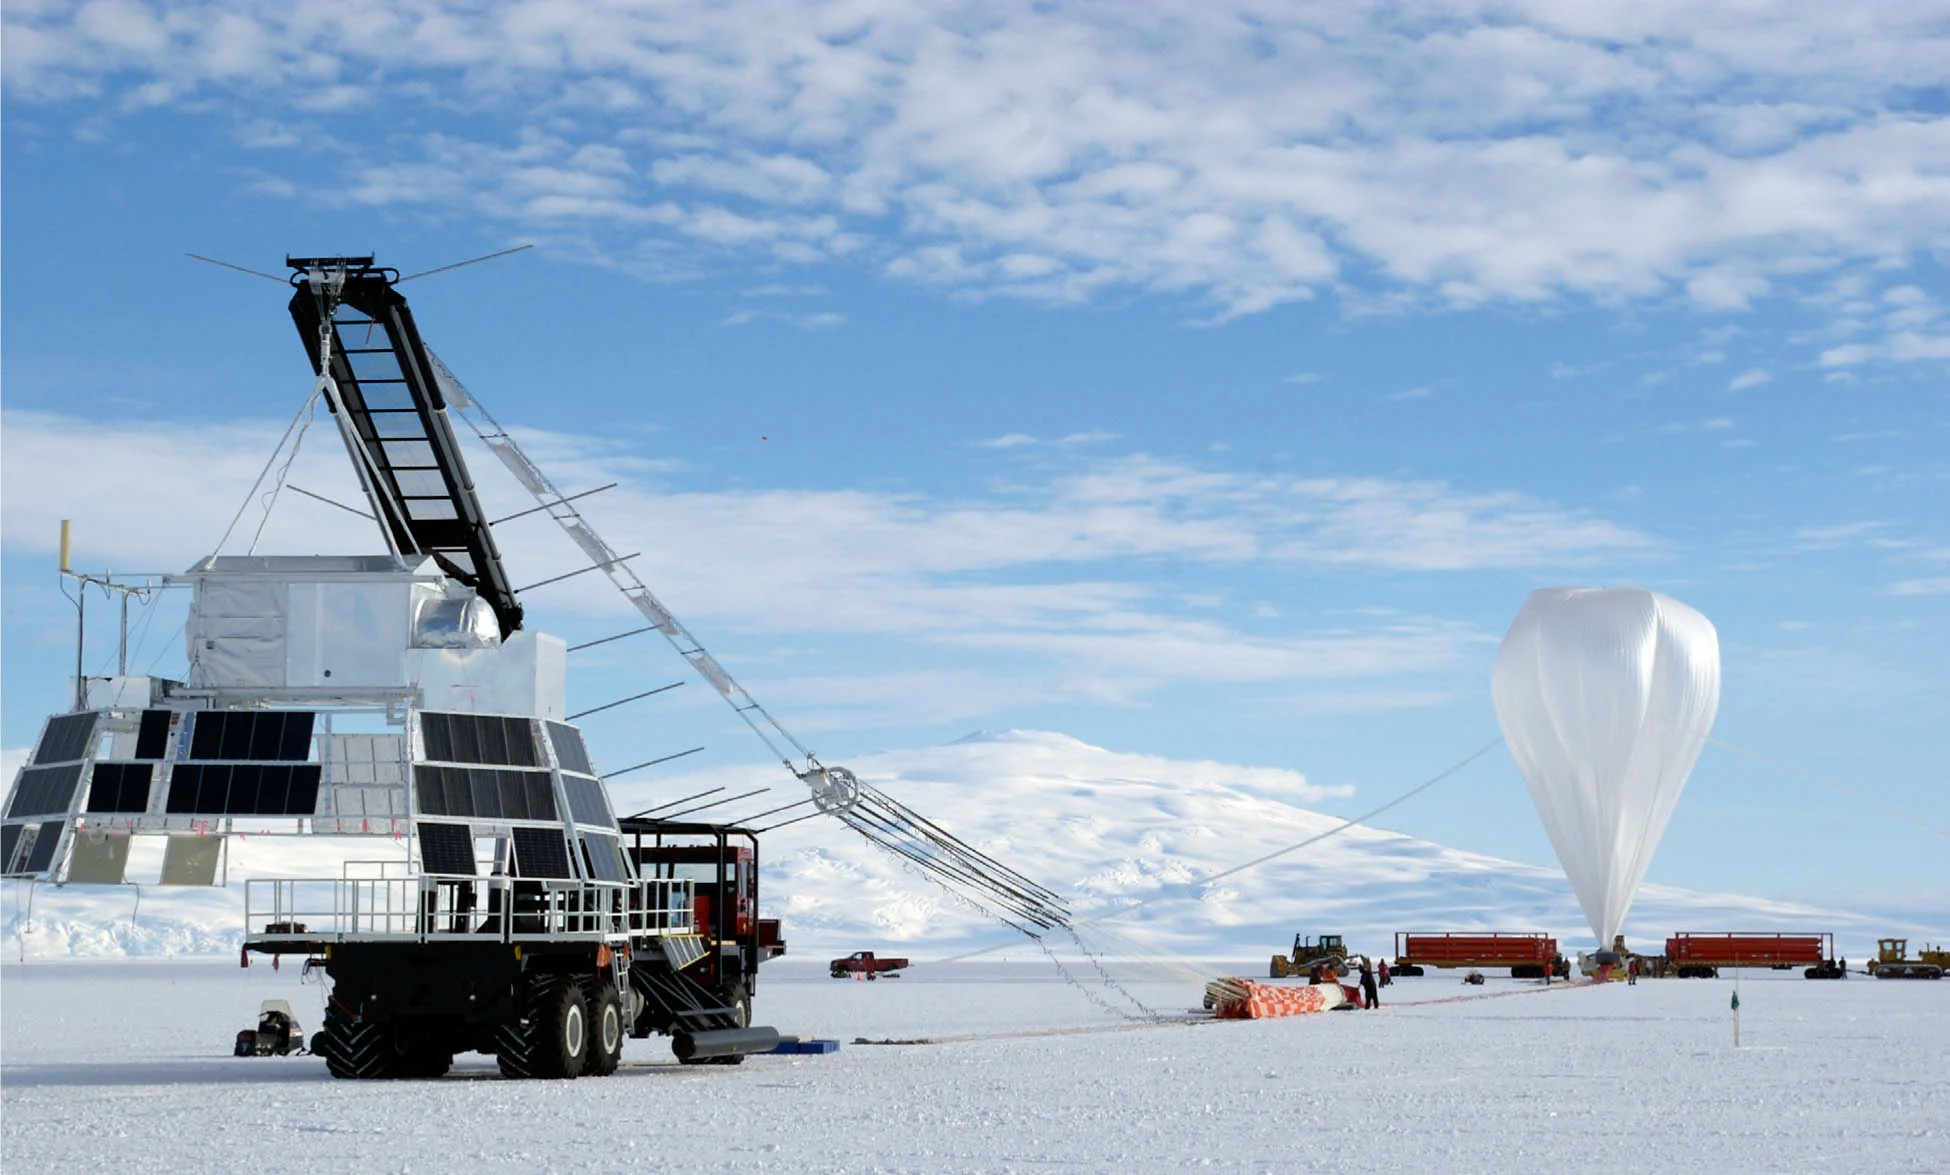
[1492, 587, 1721, 949]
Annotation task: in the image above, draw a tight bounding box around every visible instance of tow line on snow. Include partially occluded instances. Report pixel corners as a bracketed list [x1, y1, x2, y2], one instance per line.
[1392, 978, 1603, 1011]
[853, 978, 1601, 1047]
[852, 1014, 1216, 1047]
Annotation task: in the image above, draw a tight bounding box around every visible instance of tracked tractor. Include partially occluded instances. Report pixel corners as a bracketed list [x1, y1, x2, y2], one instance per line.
[1869, 938, 1946, 979]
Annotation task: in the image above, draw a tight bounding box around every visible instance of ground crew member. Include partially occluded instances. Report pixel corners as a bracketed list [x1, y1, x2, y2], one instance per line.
[1359, 959, 1379, 1009]
[1378, 959, 1391, 987]
[1627, 956, 1640, 985]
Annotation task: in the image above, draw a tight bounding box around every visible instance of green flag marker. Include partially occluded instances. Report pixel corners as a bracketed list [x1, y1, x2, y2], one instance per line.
[1731, 990, 1740, 1011]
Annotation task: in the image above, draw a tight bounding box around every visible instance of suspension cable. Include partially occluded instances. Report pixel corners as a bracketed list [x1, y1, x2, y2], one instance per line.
[934, 737, 1504, 964]
[1708, 737, 1949, 840]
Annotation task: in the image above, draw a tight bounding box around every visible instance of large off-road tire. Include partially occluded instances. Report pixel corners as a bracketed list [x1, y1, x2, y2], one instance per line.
[317, 1003, 397, 1080]
[586, 981, 624, 1077]
[498, 973, 589, 1080]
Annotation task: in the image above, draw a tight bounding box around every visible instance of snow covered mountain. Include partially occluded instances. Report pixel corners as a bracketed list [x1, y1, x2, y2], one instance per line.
[2, 730, 1924, 960]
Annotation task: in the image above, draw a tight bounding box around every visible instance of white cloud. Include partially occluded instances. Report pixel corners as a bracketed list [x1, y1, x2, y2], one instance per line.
[1387, 386, 1433, 401]
[1889, 332, 1950, 361]
[1890, 577, 1950, 596]
[717, 307, 845, 329]
[1728, 368, 1772, 391]
[1282, 372, 1321, 385]
[3, 407, 1658, 717]
[1819, 342, 1877, 366]
[1793, 521, 1888, 549]
[7, 2, 1950, 328]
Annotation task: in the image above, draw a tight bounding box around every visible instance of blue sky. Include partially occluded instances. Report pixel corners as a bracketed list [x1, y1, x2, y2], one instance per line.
[2, 2, 1946, 917]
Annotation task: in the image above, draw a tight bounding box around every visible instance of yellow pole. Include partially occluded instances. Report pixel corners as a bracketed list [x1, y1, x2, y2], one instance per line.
[59, 519, 72, 574]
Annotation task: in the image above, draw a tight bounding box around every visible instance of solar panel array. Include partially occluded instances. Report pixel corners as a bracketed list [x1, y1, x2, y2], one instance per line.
[414, 765, 557, 821]
[420, 712, 539, 767]
[187, 711, 315, 762]
[163, 764, 323, 816]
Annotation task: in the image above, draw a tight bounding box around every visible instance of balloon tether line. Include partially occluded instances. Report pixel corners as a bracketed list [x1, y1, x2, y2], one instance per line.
[1707, 737, 1949, 841]
[935, 736, 1505, 965]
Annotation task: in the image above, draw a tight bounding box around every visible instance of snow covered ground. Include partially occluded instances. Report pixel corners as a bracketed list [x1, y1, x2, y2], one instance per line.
[3, 958, 1945, 1173]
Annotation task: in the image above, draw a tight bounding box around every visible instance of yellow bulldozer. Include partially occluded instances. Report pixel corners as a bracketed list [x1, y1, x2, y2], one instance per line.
[1869, 938, 1946, 980]
[1270, 934, 1359, 979]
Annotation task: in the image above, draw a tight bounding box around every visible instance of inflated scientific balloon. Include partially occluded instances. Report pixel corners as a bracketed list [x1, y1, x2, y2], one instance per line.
[1492, 588, 1720, 947]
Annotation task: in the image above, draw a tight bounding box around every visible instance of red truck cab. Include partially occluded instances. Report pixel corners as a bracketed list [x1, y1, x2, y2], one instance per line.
[626, 821, 786, 1005]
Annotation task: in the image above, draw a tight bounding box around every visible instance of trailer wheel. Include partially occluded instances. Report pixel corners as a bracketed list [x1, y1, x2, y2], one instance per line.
[586, 981, 624, 1077]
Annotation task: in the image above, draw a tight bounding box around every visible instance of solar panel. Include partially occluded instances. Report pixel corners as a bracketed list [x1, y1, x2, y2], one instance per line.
[85, 763, 154, 813]
[35, 714, 98, 765]
[547, 722, 593, 776]
[417, 821, 476, 876]
[563, 775, 616, 828]
[24, 821, 63, 873]
[134, 710, 172, 759]
[579, 833, 629, 882]
[0, 825, 22, 873]
[287, 765, 323, 815]
[512, 826, 572, 879]
[7, 764, 84, 818]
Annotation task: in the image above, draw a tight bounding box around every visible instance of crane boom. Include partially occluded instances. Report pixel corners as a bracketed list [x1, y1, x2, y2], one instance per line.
[286, 256, 524, 637]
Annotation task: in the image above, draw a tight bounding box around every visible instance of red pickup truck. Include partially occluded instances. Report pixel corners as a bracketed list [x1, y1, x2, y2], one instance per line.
[830, 951, 910, 979]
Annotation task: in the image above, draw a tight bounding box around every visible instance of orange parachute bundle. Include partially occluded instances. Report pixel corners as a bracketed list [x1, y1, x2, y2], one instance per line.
[1206, 978, 1352, 1019]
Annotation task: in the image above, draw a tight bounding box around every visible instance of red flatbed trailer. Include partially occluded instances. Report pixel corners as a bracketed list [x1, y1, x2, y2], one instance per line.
[1393, 932, 1560, 978]
[1664, 932, 1842, 978]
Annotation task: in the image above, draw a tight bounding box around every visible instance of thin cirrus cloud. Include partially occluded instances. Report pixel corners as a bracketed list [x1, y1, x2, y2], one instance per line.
[6, 2, 1950, 352]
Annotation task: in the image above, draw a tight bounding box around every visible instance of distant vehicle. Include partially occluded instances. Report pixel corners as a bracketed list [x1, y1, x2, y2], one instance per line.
[1270, 934, 1355, 978]
[1869, 938, 1945, 980]
[1393, 932, 1560, 978]
[233, 1000, 304, 1057]
[831, 951, 909, 979]
[1665, 932, 1844, 979]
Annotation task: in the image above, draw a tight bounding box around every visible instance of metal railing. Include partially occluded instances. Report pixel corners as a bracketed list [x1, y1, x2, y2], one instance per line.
[243, 874, 695, 945]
